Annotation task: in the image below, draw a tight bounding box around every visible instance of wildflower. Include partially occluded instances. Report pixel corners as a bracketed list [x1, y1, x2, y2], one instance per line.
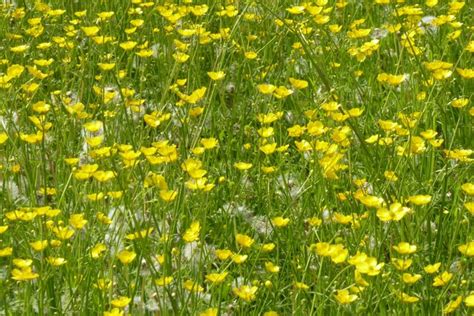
[11, 267, 39, 281]
[233, 285, 258, 302]
[91, 243, 107, 259]
[461, 183, 474, 195]
[183, 221, 200, 243]
[376, 203, 410, 222]
[119, 41, 137, 50]
[464, 294, 474, 307]
[458, 241, 474, 257]
[69, 213, 87, 229]
[236, 234, 254, 248]
[443, 296, 463, 314]
[111, 296, 131, 308]
[433, 271, 453, 287]
[424, 262, 441, 274]
[392, 258, 413, 271]
[231, 254, 248, 264]
[402, 273, 422, 284]
[408, 195, 432, 205]
[271, 216, 290, 227]
[104, 309, 123, 316]
[262, 243, 276, 252]
[265, 262, 280, 273]
[377, 73, 407, 86]
[215, 249, 233, 260]
[117, 250, 136, 265]
[155, 276, 173, 286]
[13, 259, 33, 268]
[257, 84, 276, 94]
[393, 242, 417, 255]
[334, 289, 358, 304]
[399, 292, 420, 303]
[234, 162, 253, 170]
[205, 272, 228, 284]
[207, 71, 225, 81]
[52, 226, 75, 240]
[294, 282, 309, 290]
[183, 280, 204, 292]
[199, 308, 218, 316]
[47, 257, 67, 266]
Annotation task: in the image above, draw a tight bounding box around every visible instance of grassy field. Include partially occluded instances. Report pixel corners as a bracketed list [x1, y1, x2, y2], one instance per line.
[0, 0, 473, 315]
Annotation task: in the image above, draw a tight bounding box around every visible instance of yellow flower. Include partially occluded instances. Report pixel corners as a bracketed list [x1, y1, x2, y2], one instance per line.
[201, 137, 218, 149]
[464, 294, 474, 307]
[199, 308, 218, 316]
[52, 226, 75, 240]
[7, 64, 24, 78]
[262, 243, 276, 252]
[377, 73, 407, 86]
[273, 86, 293, 99]
[257, 84, 276, 94]
[334, 289, 358, 304]
[393, 242, 417, 255]
[294, 281, 309, 290]
[11, 267, 39, 281]
[376, 203, 410, 222]
[173, 52, 190, 63]
[30, 240, 48, 252]
[158, 189, 176, 202]
[0, 226, 7, 234]
[183, 280, 204, 292]
[264, 261, 280, 273]
[205, 272, 228, 284]
[47, 257, 67, 266]
[10, 44, 29, 53]
[234, 162, 253, 170]
[69, 213, 87, 229]
[461, 183, 474, 195]
[424, 262, 441, 274]
[432, 271, 453, 287]
[207, 71, 226, 81]
[464, 202, 474, 215]
[257, 142, 275, 155]
[359, 195, 384, 208]
[0, 133, 9, 145]
[104, 308, 123, 316]
[402, 273, 422, 284]
[407, 195, 432, 205]
[233, 285, 258, 302]
[91, 243, 107, 259]
[236, 233, 254, 248]
[443, 296, 463, 314]
[392, 258, 413, 271]
[289, 77, 308, 89]
[119, 41, 137, 50]
[244, 51, 258, 59]
[13, 258, 33, 268]
[111, 296, 131, 308]
[117, 250, 136, 265]
[451, 98, 469, 108]
[231, 254, 248, 264]
[458, 241, 474, 257]
[183, 221, 200, 243]
[215, 249, 233, 260]
[271, 216, 290, 227]
[155, 276, 173, 286]
[32, 101, 51, 113]
[399, 292, 419, 303]
[98, 63, 115, 71]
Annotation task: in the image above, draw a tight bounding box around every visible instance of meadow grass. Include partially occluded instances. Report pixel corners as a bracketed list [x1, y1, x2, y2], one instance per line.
[0, 0, 473, 315]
